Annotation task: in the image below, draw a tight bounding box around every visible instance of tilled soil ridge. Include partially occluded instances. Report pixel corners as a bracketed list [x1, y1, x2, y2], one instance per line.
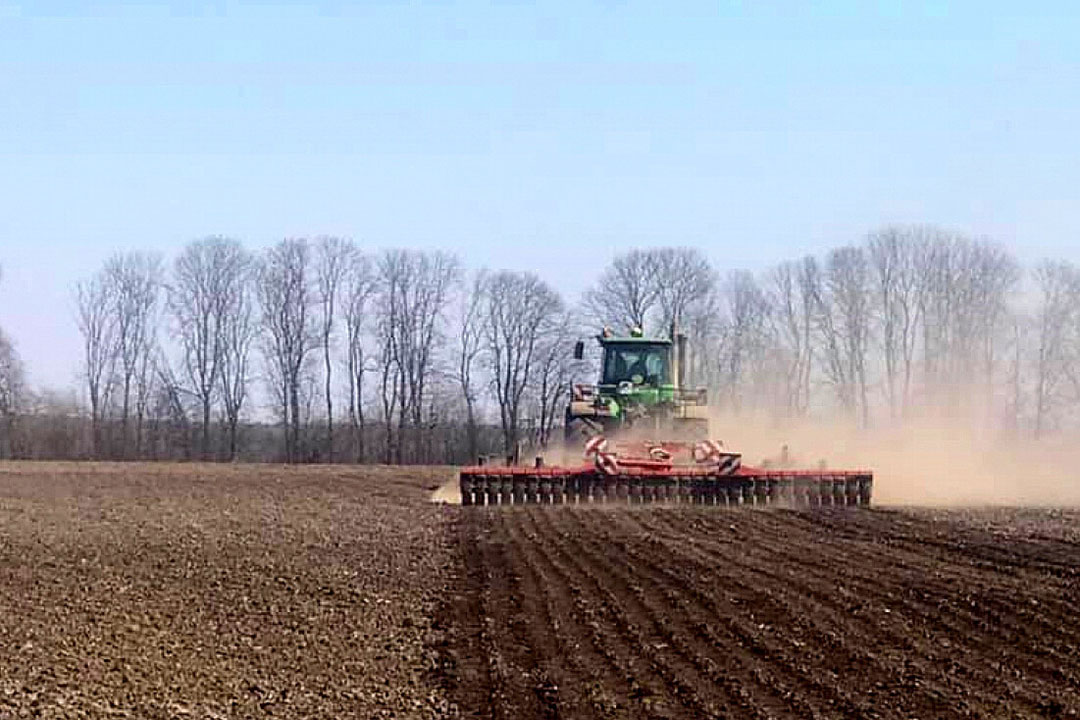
[440, 505, 1080, 720]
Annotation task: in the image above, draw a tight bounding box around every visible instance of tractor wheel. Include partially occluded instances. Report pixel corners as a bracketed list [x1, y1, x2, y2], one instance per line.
[565, 417, 603, 442]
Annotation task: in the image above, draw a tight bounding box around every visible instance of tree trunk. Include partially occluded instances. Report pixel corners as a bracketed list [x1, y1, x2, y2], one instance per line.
[228, 418, 239, 461]
[325, 348, 334, 462]
[202, 400, 212, 461]
[465, 400, 477, 462]
[290, 380, 301, 463]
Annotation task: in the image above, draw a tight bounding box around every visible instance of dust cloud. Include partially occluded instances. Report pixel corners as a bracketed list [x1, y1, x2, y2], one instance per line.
[433, 409, 1080, 507]
[709, 411, 1080, 507]
[431, 478, 462, 504]
[429, 439, 587, 504]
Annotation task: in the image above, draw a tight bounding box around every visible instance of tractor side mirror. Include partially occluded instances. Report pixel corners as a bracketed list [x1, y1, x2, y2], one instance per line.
[573, 340, 584, 360]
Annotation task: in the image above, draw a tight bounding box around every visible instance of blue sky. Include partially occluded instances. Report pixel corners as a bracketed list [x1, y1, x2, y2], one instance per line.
[2, 1, 1080, 388]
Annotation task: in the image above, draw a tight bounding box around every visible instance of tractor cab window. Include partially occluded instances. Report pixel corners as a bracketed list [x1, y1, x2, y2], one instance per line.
[602, 345, 670, 386]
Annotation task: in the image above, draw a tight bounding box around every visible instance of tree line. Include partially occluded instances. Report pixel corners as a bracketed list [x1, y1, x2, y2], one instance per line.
[0, 226, 1078, 464]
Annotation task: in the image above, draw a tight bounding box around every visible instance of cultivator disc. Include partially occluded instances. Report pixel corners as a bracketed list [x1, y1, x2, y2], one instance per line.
[458, 438, 872, 507]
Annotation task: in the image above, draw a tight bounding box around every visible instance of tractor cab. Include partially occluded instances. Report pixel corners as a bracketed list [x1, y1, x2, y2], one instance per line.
[566, 325, 708, 440]
[601, 339, 671, 387]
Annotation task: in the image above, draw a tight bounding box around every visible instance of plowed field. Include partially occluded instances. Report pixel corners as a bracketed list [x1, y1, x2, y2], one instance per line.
[2, 463, 1079, 719]
[440, 506, 1080, 719]
[0, 462, 457, 719]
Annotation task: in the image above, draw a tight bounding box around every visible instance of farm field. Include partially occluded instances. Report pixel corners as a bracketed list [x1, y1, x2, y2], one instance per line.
[442, 505, 1080, 720]
[0, 462, 457, 719]
[1, 463, 1078, 719]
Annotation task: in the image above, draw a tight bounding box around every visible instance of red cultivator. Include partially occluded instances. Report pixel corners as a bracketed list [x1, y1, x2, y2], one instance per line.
[459, 438, 873, 507]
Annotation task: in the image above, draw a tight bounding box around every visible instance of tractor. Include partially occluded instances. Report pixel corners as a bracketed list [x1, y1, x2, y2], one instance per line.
[565, 324, 709, 442]
[457, 323, 873, 507]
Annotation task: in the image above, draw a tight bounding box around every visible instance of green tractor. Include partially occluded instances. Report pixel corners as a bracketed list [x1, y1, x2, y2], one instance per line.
[565, 324, 710, 442]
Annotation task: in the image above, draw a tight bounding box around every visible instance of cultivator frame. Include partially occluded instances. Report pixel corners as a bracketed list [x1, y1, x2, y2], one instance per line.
[459, 439, 872, 507]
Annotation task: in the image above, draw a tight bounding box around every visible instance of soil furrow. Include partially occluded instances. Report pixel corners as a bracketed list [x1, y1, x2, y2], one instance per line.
[546, 509, 793, 719]
[611, 509, 981, 719]
[626, 509, 999, 718]
[477, 509, 540, 720]
[443, 500, 1080, 720]
[785, 509, 1080, 617]
[565, 508, 877, 720]
[677, 508, 1080, 670]
[640, 509, 1079, 716]
[718, 509, 1080, 689]
[523, 507, 734, 719]
[499, 508, 629, 719]
[513, 509, 681, 719]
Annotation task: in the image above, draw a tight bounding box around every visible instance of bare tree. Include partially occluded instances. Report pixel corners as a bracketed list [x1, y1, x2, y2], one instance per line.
[584, 250, 660, 332]
[375, 249, 460, 463]
[133, 345, 159, 457]
[794, 257, 822, 414]
[105, 252, 162, 457]
[315, 237, 353, 461]
[532, 313, 576, 449]
[0, 331, 23, 458]
[0, 266, 24, 458]
[343, 249, 376, 463]
[153, 351, 192, 458]
[1004, 312, 1029, 433]
[218, 246, 255, 460]
[484, 270, 564, 456]
[867, 226, 930, 418]
[681, 286, 722, 391]
[258, 239, 314, 463]
[75, 271, 118, 458]
[1031, 261, 1080, 437]
[0, 267, 23, 459]
[652, 247, 717, 334]
[457, 270, 488, 462]
[585, 248, 716, 336]
[916, 232, 1019, 414]
[168, 237, 246, 459]
[713, 271, 773, 414]
[969, 240, 1021, 410]
[816, 246, 872, 425]
[375, 275, 403, 464]
[769, 258, 817, 416]
[40, 231, 1080, 455]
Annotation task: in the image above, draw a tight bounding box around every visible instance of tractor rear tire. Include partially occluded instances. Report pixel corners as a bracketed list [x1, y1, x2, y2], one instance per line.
[565, 417, 603, 442]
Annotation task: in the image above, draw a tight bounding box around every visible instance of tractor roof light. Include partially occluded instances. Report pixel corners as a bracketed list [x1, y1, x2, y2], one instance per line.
[630, 326, 644, 338]
[601, 326, 613, 339]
